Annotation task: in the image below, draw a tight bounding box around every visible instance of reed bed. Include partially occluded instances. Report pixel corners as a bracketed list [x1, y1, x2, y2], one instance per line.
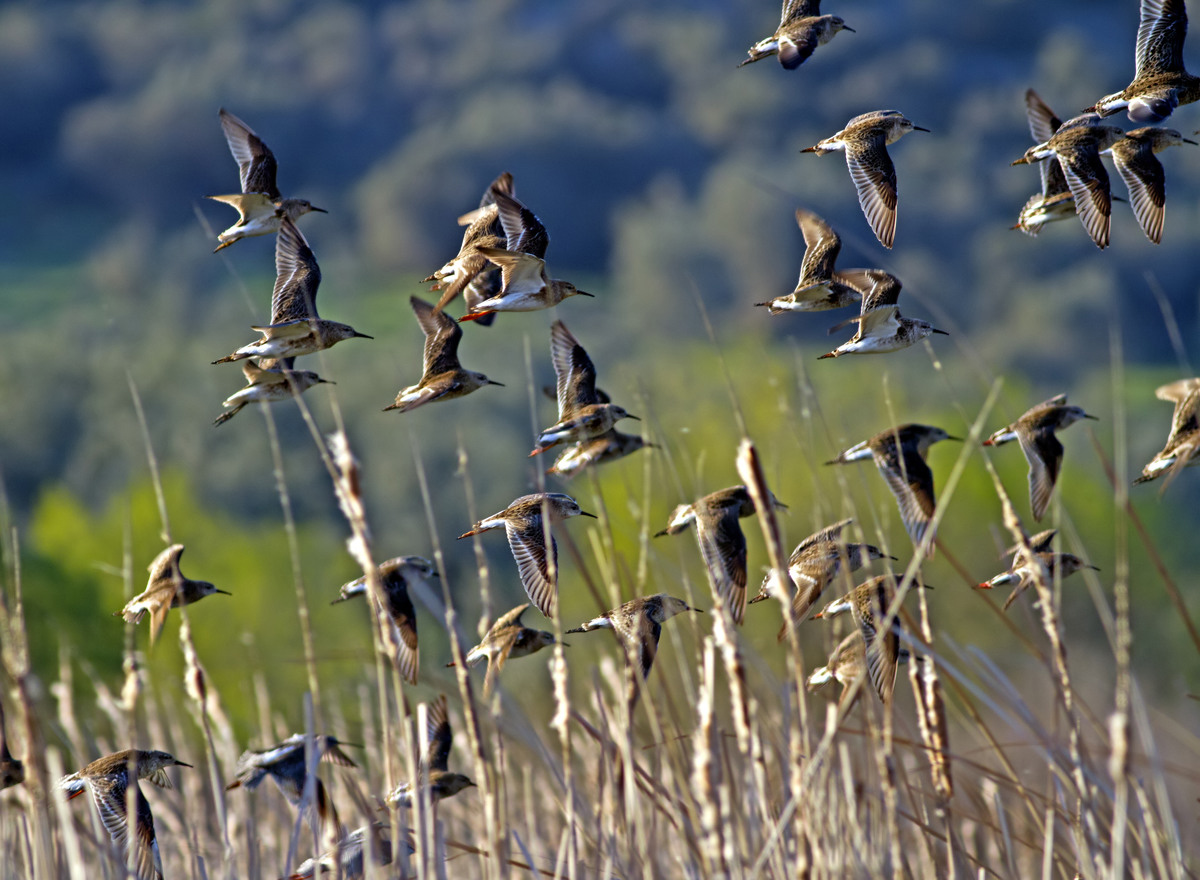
[0, 328, 1196, 880]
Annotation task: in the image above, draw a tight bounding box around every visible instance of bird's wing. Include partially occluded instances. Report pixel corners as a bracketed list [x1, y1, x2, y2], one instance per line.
[271, 219, 322, 323]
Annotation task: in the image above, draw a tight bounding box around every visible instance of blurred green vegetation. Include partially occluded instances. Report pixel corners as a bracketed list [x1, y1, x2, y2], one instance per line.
[2, 0, 1200, 743]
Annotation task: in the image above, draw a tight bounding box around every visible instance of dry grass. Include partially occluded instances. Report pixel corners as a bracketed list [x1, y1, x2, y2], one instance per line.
[0, 334, 1197, 880]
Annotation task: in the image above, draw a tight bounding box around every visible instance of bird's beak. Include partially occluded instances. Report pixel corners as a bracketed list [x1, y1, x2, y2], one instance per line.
[913, 125, 930, 132]
[691, 607, 705, 614]
[945, 435, 963, 442]
[488, 379, 505, 386]
[625, 414, 641, 421]
[1011, 156, 1030, 166]
[311, 206, 329, 213]
[355, 332, 374, 339]
[175, 760, 193, 768]
[1185, 138, 1199, 145]
[932, 328, 950, 335]
[319, 379, 335, 385]
[214, 589, 233, 596]
[578, 290, 595, 297]
[1084, 413, 1100, 420]
[800, 145, 819, 153]
[1088, 564, 1102, 571]
[842, 25, 856, 32]
[580, 511, 598, 519]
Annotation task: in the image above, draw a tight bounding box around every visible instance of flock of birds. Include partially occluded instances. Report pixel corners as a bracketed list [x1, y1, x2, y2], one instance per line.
[2, 1, 1199, 878]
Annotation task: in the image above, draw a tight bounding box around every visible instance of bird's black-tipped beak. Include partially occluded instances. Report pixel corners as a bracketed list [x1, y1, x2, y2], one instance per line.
[842, 25, 856, 32]
[580, 510, 598, 518]
[1185, 138, 1199, 145]
[945, 435, 963, 442]
[311, 206, 329, 213]
[913, 125, 930, 132]
[319, 378, 335, 385]
[487, 379, 505, 386]
[578, 290, 595, 297]
[214, 589, 233, 596]
[932, 328, 950, 335]
[691, 607, 705, 613]
[355, 332, 374, 339]
[175, 760, 193, 768]
[625, 414, 641, 421]
[1083, 413, 1100, 420]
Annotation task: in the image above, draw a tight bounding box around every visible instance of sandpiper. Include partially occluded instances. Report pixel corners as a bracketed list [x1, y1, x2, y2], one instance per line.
[214, 357, 331, 426]
[546, 428, 654, 478]
[459, 493, 596, 617]
[115, 544, 228, 645]
[739, 1, 853, 70]
[61, 749, 191, 880]
[755, 209, 865, 313]
[460, 190, 592, 321]
[827, 424, 959, 546]
[748, 518, 892, 636]
[388, 695, 475, 807]
[530, 321, 638, 456]
[802, 110, 928, 249]
[1105, 127, 1196, 243]
[428, 172, 513, 321]
[814, 575, 919, 705]
[208, 108, 326, 252]
[452, 603, 559, 696]
[213, 218, 370, 364]
[1087, 0, 1200, 123]
[984, 394, 1097, 521]
[226, 734, 357, 806]
[657, 485, 787, 625]
[332, 556, 436, 685]
[1013, 90, 1079, 235]
[807, 630, 913, 710]
[977, 532, 1097, 611]
[0, 699, 22, 791]
[1012, 113, 1125, 249]
[286, 823, 413, 880]
[1134, 377, 1200, 485]
[384, 297, 502, 413]
[818, 269, 947, 358]
[567, 594, 700, 680]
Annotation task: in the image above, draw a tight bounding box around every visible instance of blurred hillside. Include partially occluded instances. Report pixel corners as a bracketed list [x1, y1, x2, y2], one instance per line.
[1, 0, 1199, 736]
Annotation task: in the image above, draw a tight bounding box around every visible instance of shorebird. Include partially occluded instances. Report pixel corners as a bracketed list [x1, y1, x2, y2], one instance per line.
[1013, 90, 1080, 235]
[818, 269, 947, 358]
[827, 424, 959, 545]
[388, 695, 475, 807]
[813, 575, 919, 705]
[213, 218, 370, 364]
[1087, 0, 1200, 123]
[807, 631, 913, 710]
[977, 531, 1097, 611]
[801, 110, 928, 249]
[332, 556, 436, 685]
[739, 1, 853, 70]
[459, 493, 596, 617]
[755, 209, 865, 313]
[530, 321, 638, 456]
[214, 357, 331, 426]
[208, 108, 326, 252]
[1135, 377, 1200, 485]
[115, 544, 228, 645]
[428, 172, 514, 322]
[1012, 113, 1125, 249]
[286, 823, 413, 880]
[226, 734, 357, 806]
[748, 518, 892, 637]
[60, 750, 191, 880]
[657, 485, 787, 625]
[567, 594, 700, 680]
[0, 699, 22, 791]
[384, 297, 503, 413]
[1105, 127, 1196, 243]
[460, 190, 592, 321]
[546, 429, 654, 478]
[984, 394, 1097, 521]
[452, 603, 559, 696]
